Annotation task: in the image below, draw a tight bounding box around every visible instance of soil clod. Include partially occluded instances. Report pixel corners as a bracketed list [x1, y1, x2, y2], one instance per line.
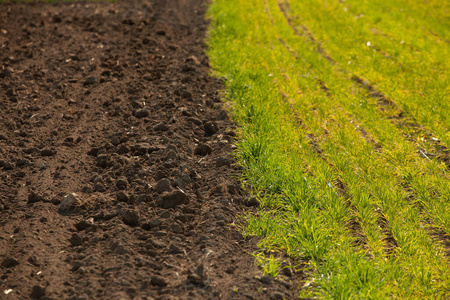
[1, 257, 19, 268]
[194, 143, 212, 156]
[69, 233, 83, 246]
[59, 193, 79, 212]
[150, 275, 167, 287]
[122, 210, 140, 227]
[159, 190, 188, 209]
[30, 284, 46, 299]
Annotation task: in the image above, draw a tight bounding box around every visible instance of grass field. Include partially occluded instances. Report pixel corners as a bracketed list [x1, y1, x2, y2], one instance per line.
[207, 0, 450, 298]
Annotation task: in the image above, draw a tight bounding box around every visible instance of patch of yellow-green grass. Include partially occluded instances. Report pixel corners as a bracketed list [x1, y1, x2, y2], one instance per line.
[282, 0, 450, 145]
[207, 0, 450, 298]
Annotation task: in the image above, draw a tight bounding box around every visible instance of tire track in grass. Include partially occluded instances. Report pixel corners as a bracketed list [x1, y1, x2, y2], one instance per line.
[282, 88, 396, 257]
[277, 0, 335, 64]
[329, 111, 402, 256]
[349, 78, 450, 251]
[236, 97, 374, 297]
[279, 90, 370, 252]
[429, 30, 450, 44]
[351, 74, 450, 171]
[270, 0, 400, 261]
[267, 2, 389, 259]
[284, 94, 412, 298]
[278, 0, 450, 172]
[213, 3, 388, 296]
[289, 0, 450, 146]
[281, 86, 397, 261]
[274, 0, 450, 251]
[287, 88, 450, 296]
[263, 0, 299, 61]
[268, 0, 450, 292]
[277, 81, 399, 296]
[208, 0, 450, 296]
[269, 1, 418, 288]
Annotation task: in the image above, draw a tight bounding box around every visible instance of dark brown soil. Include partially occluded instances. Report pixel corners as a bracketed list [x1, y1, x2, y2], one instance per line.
[0, 1, 302, 299]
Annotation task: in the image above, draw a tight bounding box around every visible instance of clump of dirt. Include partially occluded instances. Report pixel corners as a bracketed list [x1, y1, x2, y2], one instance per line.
[0, 1, 302, 299]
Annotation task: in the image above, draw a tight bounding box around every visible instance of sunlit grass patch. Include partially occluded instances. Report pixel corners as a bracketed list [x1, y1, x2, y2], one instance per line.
[208, 0, 450, 298]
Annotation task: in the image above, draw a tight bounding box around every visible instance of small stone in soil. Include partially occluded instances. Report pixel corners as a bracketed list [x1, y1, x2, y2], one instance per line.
[226, 130, 236, 137]
[71, 261, 84, 272]
[75, 220, 92, 231]
[174, 178, 187, 190]
[194, 143, 212, 156]
[168, 243, 183, 254]
[3, 162, 14, 170]
[30, 284, 46, 299]
[116, 144, 130, 154]
[69, 233, 83, 246]
[1, 257, 19, 268]
[27, 256, 39, 266]
[156, 178, 172, 193]
[154, 169, 167, 181]
[16, 158, 30, 167]
[116, 191, 129, 202]
[40, 148, 56, 156]
[87, 147, 101, 156]
[216, 157, 231, 167]
[59, 193, 79, 212]
[151, 239, 166, 248]
[163, 150, 177, 161]
[28, 191, 44, 203]
[218, 109, 229, 120]
[270, 292, 285, 300]
[114, 244, 130, 255]
[187, 264, 207, 286]
[182, 90, 192, 99]
[150, 275, 167, 287]
[187, 117, 202, 126]
[149, 219, 163, 228]
[122, 210, 139, 227]
[153, 123, 169, 131]
[83, 76, 96, 85]
[159, 190, 188, 209]
[132, 143, 151, 156]
[115, 177, 128, 189]
[51, 197, 61, 205]
[282, 267, 292, 277]
[203, 121, 218, 136]
[96, 154, 108, 168]
[111, 137, 120, 145]
[135, 194, 148, 203]
[260, 275, 272, 284]
[135, 108, 149, 118]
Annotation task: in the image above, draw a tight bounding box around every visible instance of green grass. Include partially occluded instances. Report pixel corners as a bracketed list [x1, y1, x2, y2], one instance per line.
[207, 0, 450, 298]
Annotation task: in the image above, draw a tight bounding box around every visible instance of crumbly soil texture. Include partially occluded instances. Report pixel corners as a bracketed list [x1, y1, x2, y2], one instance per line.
[0, 1, 302, 299]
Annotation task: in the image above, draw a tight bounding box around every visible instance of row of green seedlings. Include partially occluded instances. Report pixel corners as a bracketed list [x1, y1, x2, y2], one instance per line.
[277, 0, 450, 171]
[268, 0, 450, 241]
[269, 0, 450, 291]
[280, 0, 450, 146]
